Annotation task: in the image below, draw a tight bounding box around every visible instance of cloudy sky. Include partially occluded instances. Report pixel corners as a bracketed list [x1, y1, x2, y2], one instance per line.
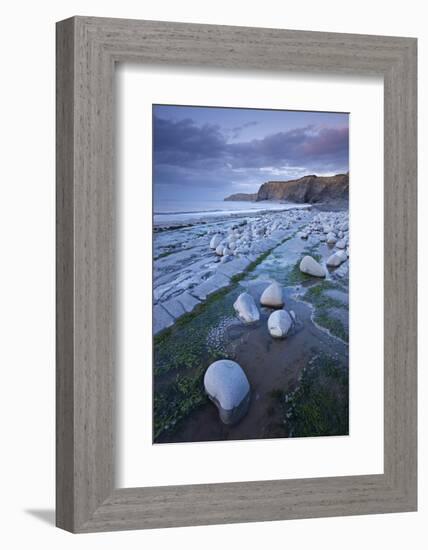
[153, 104, 349, 203]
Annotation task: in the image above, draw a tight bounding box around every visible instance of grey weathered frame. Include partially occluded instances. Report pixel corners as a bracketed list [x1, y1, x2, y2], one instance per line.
[56, 16, 417, 533]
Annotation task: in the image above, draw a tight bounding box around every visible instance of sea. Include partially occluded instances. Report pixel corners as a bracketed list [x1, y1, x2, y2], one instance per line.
[153, 199, 309, 226]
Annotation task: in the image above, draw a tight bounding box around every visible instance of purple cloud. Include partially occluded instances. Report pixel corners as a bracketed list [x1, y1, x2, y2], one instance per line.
[153, 115, 349, 197]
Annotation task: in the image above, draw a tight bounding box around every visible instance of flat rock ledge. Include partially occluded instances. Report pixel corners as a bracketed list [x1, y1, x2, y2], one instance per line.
[153, 228, 293, 335]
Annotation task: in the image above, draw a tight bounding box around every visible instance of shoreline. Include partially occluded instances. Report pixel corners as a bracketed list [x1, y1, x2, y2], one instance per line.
[153, 201, 313, 230]
[154, 199, 349, 231]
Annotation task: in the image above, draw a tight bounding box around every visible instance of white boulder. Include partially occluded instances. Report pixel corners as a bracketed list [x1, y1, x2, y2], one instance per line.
[268, 310, 293, 338]
[336, 239, 346, 249]
[299, 255, 326, 278]
[327, 251, 346, 267]
[210, 234, 222, 249]
[233, 292, 260, 324]
[204, 360, 250, 424]
[337, 250, 348, 262]
[326, 232, 337, 244]
[215, 244, 225, 256]
[260, 282, 284, 308]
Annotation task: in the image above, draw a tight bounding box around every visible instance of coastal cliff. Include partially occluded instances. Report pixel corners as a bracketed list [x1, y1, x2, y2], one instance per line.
[224, 173, 349, 204]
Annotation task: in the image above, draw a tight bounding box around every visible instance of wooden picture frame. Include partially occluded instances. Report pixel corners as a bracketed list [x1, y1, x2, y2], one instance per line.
[56, 16, 417, 533]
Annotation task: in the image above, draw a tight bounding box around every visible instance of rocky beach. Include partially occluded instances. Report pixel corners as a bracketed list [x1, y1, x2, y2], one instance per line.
[152, 104, 350, 444]
[153, 200, 349, 443]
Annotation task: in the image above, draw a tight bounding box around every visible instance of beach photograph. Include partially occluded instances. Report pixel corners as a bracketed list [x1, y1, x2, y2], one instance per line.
[152, 104, 349, 444]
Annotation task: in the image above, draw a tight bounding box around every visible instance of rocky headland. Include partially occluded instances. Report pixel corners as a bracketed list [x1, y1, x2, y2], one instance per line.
[224, 173, 349, 204]
[224, 192, 258, 202]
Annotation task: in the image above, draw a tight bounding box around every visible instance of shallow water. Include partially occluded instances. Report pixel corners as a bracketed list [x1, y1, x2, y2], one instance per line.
[154, 199, 309, 225]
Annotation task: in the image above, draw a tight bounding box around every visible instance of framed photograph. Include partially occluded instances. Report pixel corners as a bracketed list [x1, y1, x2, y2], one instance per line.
[56, 17, 417, 532]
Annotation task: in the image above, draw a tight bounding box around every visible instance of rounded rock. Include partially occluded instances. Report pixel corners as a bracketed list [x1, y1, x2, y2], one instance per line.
[326, 232, 337, 245]
[233, 292, 260, 324]
[204, 360, 250, 425]
[327, 252, 346, 267]
[299, 255, 326, 278]
[260, 282, 284, 308]
[337, 250, 348, 261]
[215, 244, 225, 256]
[210, 234, 222, 249]
[268, 310, 293, 339]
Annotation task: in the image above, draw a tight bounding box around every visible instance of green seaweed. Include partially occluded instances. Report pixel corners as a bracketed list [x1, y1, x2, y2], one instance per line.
[304, 280, 335, 297]
[153, 292, 233, 440]
[230, 249, 272, 284]
[153, 366, 209, 440]
[299, 280, 349, 342]
[314, 311, 348, 342]
[273, 354, 349, 437]
[302, 281, 347, 310]
[286, 259, 319, 284]
[153, 286, 233, 355]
